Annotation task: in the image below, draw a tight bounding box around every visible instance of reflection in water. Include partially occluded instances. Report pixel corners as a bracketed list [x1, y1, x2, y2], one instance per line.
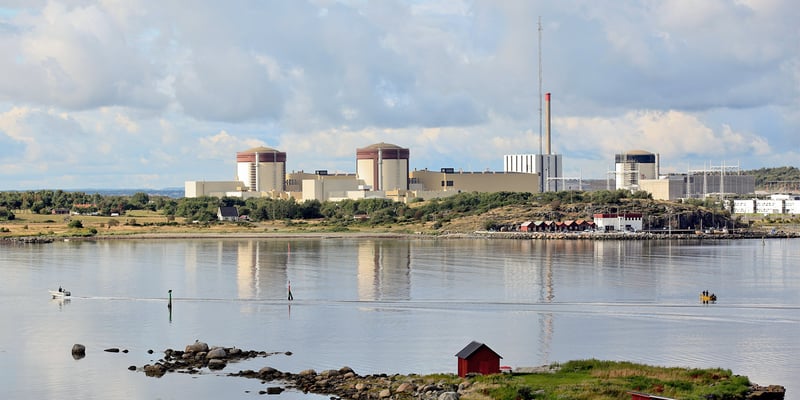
[357, 240, 411, 301]
[238, 240, 290, 300]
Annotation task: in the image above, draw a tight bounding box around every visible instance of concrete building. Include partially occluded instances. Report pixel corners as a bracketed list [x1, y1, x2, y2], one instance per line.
[615, 150, 658, 191]
[733, 195, 800, 215]
[409, 169, 541, 195]
[593, 213, 643, 232]
[638, 176, 685, 201]
[185, 181, 245, 198]
[236, 146, 287, 193]
[356, 142, 409, 191]
[732, 199, 756, 214]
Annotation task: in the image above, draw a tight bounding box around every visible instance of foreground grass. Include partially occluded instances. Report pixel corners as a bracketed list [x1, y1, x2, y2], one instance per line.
[457, 360, 750, 400]
[1, 211, 435, 238]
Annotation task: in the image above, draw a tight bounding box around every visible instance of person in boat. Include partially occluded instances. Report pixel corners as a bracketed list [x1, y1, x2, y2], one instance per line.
[710, 293, 717, 302]
[58, 286, 62, 293]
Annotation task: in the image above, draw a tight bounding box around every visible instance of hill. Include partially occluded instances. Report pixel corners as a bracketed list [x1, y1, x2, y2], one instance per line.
[742, 166, 800, 191]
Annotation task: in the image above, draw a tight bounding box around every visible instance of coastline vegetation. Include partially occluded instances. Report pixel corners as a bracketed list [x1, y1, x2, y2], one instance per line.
[1, 187, 797, 238]
[459, 359, 752, 400]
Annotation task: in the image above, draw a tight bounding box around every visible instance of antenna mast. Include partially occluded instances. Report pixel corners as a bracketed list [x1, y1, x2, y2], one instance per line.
[538, 16, 543, 155]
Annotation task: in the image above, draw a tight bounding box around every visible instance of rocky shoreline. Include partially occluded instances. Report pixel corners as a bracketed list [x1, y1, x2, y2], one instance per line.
[72, 340, 785, 400]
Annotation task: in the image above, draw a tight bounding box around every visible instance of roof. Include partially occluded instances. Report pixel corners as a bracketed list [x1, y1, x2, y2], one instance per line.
[623, 149, 654, 155]
[361, 142, 403, 150]
[455, 341, 502, 359]
[240, 146, 280, 153]
[218, 206, 239, 217]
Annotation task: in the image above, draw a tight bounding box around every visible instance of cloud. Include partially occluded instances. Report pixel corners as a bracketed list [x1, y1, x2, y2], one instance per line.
[556, 109, 772, 169]
[0, 2, 168, 110]
[0, 0, 798, 189]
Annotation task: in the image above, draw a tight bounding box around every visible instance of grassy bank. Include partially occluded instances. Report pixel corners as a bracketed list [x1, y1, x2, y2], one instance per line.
[458, 359, 754, 400]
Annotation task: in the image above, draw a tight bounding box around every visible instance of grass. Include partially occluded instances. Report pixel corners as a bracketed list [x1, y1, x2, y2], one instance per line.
[1, 210, 437, 239]
[463, 360, 751, 400]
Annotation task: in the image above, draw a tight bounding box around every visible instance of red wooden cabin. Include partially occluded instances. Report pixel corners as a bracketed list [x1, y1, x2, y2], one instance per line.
[455, 341, 502, 377]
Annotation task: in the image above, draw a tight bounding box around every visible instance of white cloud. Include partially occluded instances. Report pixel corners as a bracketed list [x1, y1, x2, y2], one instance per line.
[556, 109, 773, 170]
[0, 0, 798, 189]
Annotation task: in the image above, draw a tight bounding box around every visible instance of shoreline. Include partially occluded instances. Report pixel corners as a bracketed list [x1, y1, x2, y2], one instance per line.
[4, 229, 799, 243]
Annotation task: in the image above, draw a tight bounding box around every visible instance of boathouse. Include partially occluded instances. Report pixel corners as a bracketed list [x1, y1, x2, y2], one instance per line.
[455, 341, 502, 377]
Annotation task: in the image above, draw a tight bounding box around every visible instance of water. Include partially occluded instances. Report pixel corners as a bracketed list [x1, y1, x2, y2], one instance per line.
[1, 237, 798, 399]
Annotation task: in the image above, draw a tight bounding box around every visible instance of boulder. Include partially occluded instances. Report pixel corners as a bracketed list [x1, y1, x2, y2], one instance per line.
[299, 369, 317, 376]
[143, 364, 166, 377]
[71, 344, 86, 359]
[266, 387, 284, 394]
[206, 348, 227, 359]
[379, 388, 391, 398]
[207, 359, 226, 370]
[259, 366, 278, 375]
[339, 366, 354, 374]
[438, 392, 460, 400]
[185, 341, 209, 353]
[397, 382, 415, 393]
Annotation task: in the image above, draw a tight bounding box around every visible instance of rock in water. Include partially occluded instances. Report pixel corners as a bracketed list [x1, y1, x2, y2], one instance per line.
[72, 344, 86, 359]
[185, 341, 209, 353]
[206, 347, 227, 359]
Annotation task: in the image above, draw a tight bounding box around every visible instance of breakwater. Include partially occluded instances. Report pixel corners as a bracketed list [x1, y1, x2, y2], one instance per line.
[467, 231, 799, 241]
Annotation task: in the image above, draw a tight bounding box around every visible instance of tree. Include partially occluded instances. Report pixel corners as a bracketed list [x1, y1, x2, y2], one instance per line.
[67, 219, 83, 229]
[0, 207, 15, 221]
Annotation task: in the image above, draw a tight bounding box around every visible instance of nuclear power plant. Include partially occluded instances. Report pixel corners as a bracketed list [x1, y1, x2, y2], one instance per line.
[186, 140, 542, 202]
[184, 19, 755, 204]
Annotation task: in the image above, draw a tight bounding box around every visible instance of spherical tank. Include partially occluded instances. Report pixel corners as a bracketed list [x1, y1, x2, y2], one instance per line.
[236, 146, 287, 192]
[356, 142, 409, 191]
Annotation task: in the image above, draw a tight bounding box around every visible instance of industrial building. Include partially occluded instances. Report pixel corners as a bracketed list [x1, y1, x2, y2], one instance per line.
[639, 173, 755, 201]
[235, 146, 286, 193]
[503, 93, 562, 192]
[733, 195, 800, 215]
[609, 151, 755, 201]
[593, 213, 643, 232]
[614, 150, 659, 191]
[355, 143, 409, 191]
[186, 142, 541, 202]
[409, 168, 541, 195]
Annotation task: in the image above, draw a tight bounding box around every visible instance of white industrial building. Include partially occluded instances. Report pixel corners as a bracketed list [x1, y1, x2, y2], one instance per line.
[235, 146, 286, 193]
[503, 93, 562, 192]
[592, 213, 643, 232]
[615, 150, 658, 191]
[733, 195, 800, 215]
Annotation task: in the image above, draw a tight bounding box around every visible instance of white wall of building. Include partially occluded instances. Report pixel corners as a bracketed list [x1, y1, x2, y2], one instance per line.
[784, 200, 800, 214]
[732, 199, 756, 214]
[755, 199, 785, 214]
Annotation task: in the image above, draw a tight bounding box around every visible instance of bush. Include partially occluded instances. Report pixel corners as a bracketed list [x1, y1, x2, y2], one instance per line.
[67, 220, 83, 229]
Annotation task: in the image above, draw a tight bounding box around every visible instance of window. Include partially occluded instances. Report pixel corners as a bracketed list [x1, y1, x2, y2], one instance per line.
[441, 180, 454, 187]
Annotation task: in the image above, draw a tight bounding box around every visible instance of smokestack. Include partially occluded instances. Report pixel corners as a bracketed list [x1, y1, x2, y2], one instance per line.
[545, 92, 551, 155]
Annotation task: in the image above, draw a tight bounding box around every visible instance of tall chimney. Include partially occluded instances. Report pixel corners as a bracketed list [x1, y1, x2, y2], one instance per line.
[545, 92, 551, 155]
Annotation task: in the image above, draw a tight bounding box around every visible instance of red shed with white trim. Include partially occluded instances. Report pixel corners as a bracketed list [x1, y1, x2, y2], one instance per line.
[455, 341, 502, 377]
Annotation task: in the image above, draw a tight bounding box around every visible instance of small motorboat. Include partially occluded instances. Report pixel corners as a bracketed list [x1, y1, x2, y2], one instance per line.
[50, 288, 71, 299]
[699, 292, 717, 303]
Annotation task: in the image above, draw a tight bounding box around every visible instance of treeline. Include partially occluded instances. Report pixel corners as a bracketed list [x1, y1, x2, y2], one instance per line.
[743, 166, 800, 188]
[0, 189, 654, 224]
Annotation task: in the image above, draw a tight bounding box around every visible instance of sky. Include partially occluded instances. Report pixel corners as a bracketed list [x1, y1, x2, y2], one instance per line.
[0, 0, 798, 190]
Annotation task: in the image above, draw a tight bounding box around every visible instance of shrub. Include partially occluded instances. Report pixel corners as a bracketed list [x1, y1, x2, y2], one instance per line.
[67, 220, 83, 229]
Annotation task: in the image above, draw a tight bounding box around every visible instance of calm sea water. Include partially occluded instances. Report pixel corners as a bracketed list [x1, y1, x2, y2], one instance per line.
[1, 237, 798, 400]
